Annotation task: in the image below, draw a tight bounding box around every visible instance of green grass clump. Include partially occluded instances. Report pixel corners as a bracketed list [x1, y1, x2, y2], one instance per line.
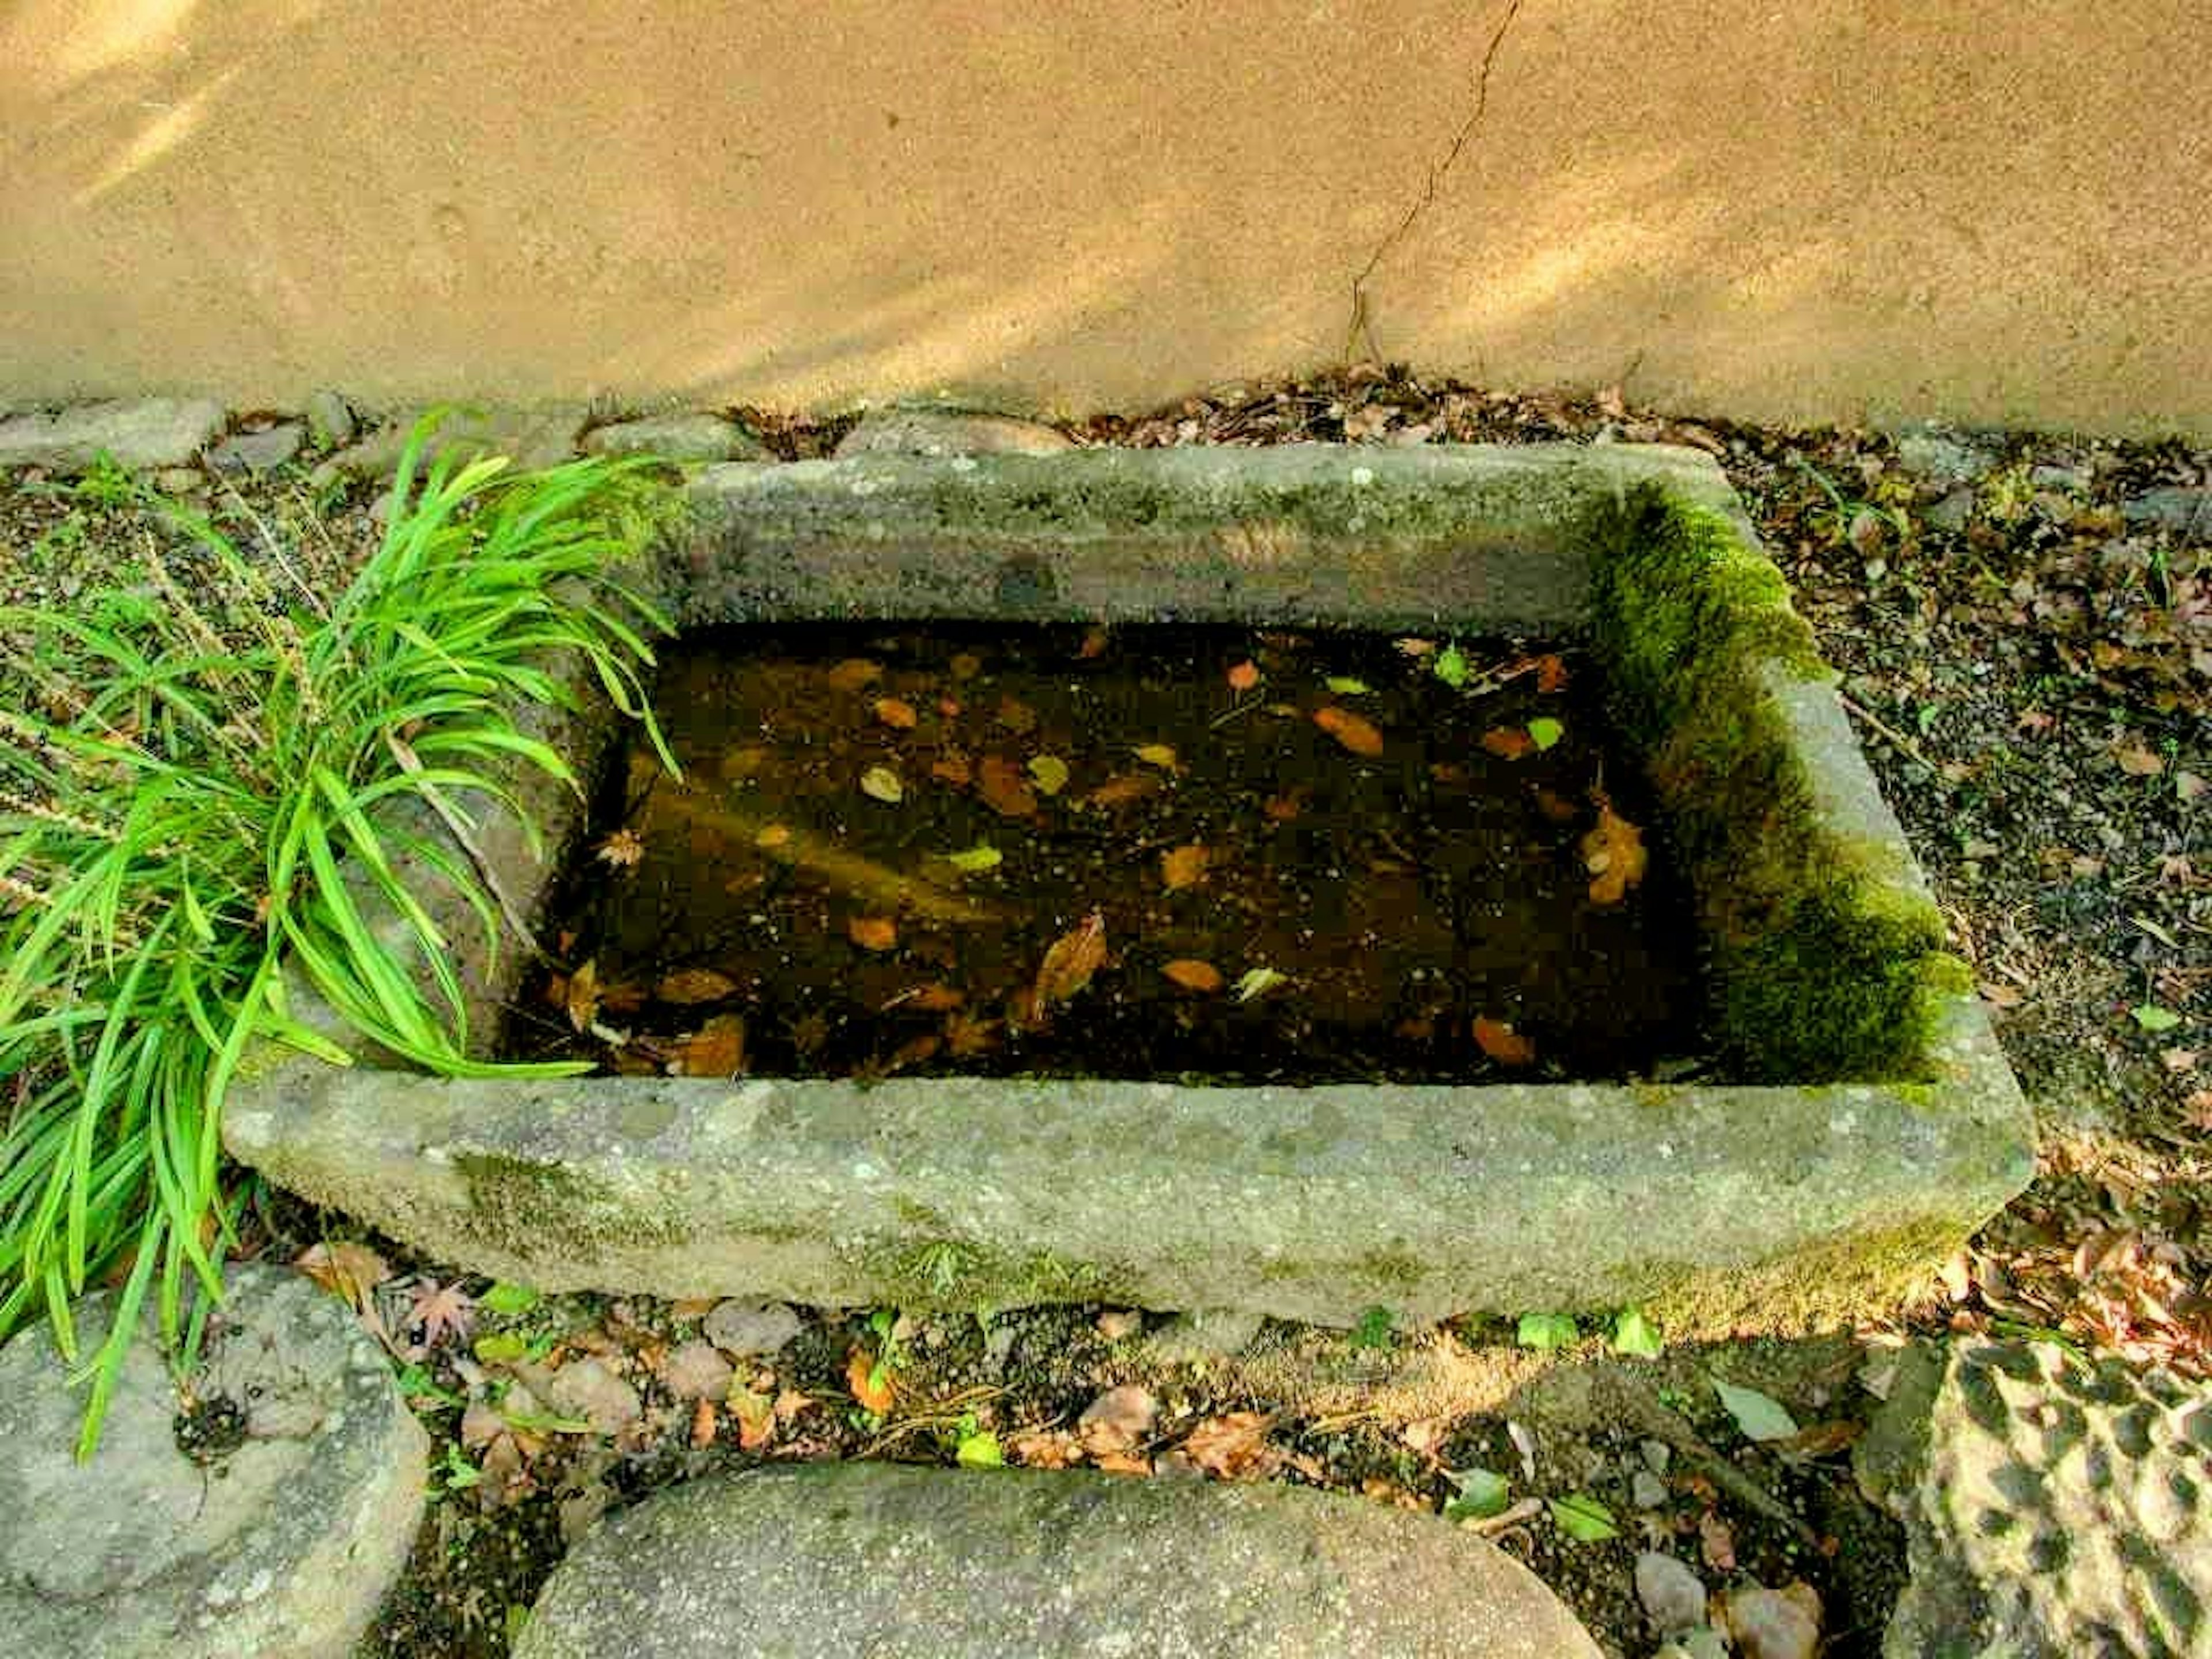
[0, 419, 674, 1453]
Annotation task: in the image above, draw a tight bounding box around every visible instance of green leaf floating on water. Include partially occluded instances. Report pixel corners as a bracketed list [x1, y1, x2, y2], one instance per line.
[1442, 1465, 1512, 1522]
[1434, 644, 1471, 689]
[1026, 755, 1070, 796]
[1711, 1374, 1799, 1441]
[1325, 676, 1373, 695]
[1527, 716, 1564, 752]
[1233, 966, 1288, 1002]
[1548, 1494, 1618, 1542]
[945, 844, 1003, 873]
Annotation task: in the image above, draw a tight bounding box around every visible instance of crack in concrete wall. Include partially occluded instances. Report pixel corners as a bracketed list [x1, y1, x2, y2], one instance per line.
[1343, 0, 1529, 361]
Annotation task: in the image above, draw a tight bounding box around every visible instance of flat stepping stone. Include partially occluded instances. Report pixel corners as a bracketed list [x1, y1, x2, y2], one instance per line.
[0, 1263, 427, 1659]
[0, 396, 225, 471]
[582, 412, 768, 463]
[1856, 1336, 2212, 1658]
[515, 1461, 1601, 1658]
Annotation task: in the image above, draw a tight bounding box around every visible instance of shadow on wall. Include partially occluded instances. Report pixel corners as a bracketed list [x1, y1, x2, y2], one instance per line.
[0, 0, 2206, 432]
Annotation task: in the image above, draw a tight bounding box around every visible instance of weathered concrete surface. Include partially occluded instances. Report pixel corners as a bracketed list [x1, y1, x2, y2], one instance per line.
[0, 1264, 426, 1659]
[676, 442, 1734, 632]
[1, 4, 2206, 437]
[1856, 1339, 2212, 1659]
[222, 1036, 2030, 1332]
[834, 406, 1075, 459]
[512, 1461, 1603, 1659]
[582, 412, 768, 463]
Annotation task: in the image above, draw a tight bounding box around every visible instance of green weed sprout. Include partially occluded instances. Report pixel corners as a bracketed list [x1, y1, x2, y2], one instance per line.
[0, 415, 675, 1454]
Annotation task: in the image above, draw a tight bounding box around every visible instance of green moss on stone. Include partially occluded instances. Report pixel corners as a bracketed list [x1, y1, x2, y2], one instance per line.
[455, 1150, 680, 1263]
[1636, 1214, 1973, 1340]
[843, 1233, 1127, 1312]
[1591, 487, 1969, 1081]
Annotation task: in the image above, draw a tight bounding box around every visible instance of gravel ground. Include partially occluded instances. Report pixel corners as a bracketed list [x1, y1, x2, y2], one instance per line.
[2, 377, 2205, 1659]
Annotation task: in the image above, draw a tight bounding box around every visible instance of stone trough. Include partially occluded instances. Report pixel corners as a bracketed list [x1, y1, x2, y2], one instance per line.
[223, 442, 2035, 1332]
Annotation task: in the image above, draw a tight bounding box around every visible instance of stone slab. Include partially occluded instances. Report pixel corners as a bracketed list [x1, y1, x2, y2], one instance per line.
[315, 405, 588, 479]
[582, 412, 768, 463]
[512, 1461, 1602, 1658]
[0, 396, 225, 471]
[834, 406, 1075, 458]
[1856, 1338, 2212, 1659]
[0, 1264, 427, 1659]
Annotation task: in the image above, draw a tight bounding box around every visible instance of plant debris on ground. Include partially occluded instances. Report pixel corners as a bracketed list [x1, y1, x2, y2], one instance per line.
[1, 368, 2205, 1658]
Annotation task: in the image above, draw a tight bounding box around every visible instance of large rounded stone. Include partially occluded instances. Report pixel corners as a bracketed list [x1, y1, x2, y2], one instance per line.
[0, 1263, 427, 1659]
[514, 1461, 1601, 1658]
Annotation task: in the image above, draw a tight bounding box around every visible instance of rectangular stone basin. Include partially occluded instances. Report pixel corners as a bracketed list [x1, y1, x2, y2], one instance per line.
[224, 444, 2035, 1333]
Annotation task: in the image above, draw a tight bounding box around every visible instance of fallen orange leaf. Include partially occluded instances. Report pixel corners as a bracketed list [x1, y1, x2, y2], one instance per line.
[1536, 654, 1570, 694]
[565, 957, 600, 1033]
[689, 1396, 718, 1449]
[1161, 843, 1210, 891]
[1029, 911, 1108, 1021]
[849, 915, 899, 952]
[1473, 1016, 1537, 1067]
[754, 822, 793, 850]
[1085, 773, 1160, 809]
[1313, 705, 1384, 757]
[656, 968, 740, 1005]
[1181, 1411, 1280, 1481]
[826, 658, 882, 692]
[729, 1387, 777, 1450]
[1482, 728, 1533, 760]
[882, 983, 965, 1013]
[977, 754, 1039, 818]
[295, 1240, 391, 1307]
[846, 1348, 896, 1414]
[669, 1013, 747, 1077]
[1162, 959, 1225, 993]
[1227, 659, 1261, 692]
[594, 828, 645, 869]
[873, 696, 919, 730]
[1581, 794, 1649, 906]
[931, 752, 974, 787]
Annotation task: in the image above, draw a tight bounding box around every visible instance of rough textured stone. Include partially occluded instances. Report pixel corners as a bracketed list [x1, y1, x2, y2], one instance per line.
[513, 1462, 1603, 1658]
[0, 1264, 426, 1659]
[305, 388, 357, 449]
[702, 1299, 805, 1357]
[210, 420, 307, 473]
[0, 396, 225, 471]
[1894, 430, 1999, 486]
[315, 405, 586, 479]
[1855, 1338, 2212, 1659]
[2123, 486, 2212, 538]
[834, 406, 1074, 459]
[582, 411, 767, 462]
[1636, 1551, 1707, 1634]
[226, 444, 2031, 1334]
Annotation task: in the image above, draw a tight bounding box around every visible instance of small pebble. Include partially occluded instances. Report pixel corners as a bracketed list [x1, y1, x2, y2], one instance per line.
[1635, 1551, 1708, 1635]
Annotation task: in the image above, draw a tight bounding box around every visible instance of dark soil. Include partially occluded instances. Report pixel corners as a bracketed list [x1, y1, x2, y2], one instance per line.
[512, 623, 1702, 1085]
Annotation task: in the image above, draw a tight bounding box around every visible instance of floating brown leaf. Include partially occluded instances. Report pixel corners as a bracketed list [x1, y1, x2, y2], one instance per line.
[1582, 796, 1649, 906]
[669, 1013, 747, 1077]
[1078, 627, 1112, 660]
[873, 696, 919, 730]
[1227, 659, 1261, 691]
[882, 983, 965, 1013]
[1313, 705, 1384, 757]
[1085, 772, 1160, 809]
[594, 828, 645, 869]
[848, 915, 899, 953]
[1133, 743, 1180, 770]
[1181, 1411, 1280, 1481]
[1263, 789, 1307, 822]
[977, 754, 1039, 818]
[846, 1348, 896, 1414]
[1482, 727, 1533, 760]
[753, 822, 793, 850]
[296, 1241, 392, 1308]
[1536, 653, 1570, 693]
[949, 652, 983, 681]
[656, 968, 740, 1005]
[565, 957, 600, 1034]
[826, 658, 882, 692]
[995, 696, 1039, 734]
[1473, 1016, 1537, 1067]
[1162, 959, 1224, 993]
[931, 752, 973, 787]
[942, 1012, 1004, 1057]
[1030, 911, 1108, 1018]
[1161, 843, 1210, 891]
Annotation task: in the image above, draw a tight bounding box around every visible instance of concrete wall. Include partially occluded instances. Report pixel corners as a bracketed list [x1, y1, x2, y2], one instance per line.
[2, 1, 2206, 435]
